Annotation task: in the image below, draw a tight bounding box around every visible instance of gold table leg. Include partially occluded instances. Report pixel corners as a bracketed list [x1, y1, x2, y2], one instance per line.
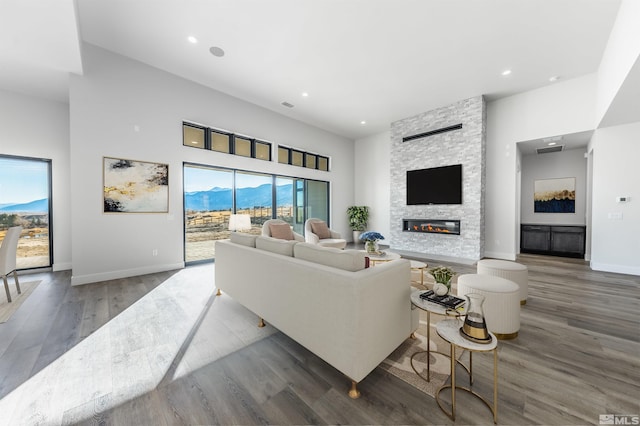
[411, 311, 469, 382]
[435, 345, 498, 424]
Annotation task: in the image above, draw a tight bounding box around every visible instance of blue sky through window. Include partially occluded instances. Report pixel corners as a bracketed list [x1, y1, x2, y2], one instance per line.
[0, 157, 49, 205]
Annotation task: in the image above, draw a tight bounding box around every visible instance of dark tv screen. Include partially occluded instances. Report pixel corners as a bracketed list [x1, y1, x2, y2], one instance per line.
[406, 164, 462, 205]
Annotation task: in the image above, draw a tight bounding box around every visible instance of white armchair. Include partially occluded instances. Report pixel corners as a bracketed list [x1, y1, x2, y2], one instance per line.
[1, 226, 23, 303]
[304, 218, 347, 249]
[262, 219, 304, 241]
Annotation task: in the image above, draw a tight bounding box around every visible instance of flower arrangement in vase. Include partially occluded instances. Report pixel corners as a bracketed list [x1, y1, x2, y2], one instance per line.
[359, 231, 384, 254]
[428, 266, 456, 295]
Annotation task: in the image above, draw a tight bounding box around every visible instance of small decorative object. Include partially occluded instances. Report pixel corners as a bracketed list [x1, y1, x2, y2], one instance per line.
[360, 231, 384, 254]
[433, 282, 449, 296]
[428, 266, 456, 294]
[461, 293, 492, 344]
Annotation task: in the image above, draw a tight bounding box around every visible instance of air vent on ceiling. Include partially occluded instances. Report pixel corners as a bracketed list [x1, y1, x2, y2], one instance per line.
[536, 145, 564, 154]
[281, 101, 294, 108]
[402, 123, 463, 143]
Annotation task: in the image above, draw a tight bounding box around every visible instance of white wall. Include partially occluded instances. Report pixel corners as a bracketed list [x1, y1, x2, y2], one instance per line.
[485, 74, 598, 260]
[589, 122, 640, 275]
[0, 89, 72, 271]
[69, 44, 354, 285]
[596, 0, 640, 126]
[520, 148, 588, 225]
[354, 131, 390, 242]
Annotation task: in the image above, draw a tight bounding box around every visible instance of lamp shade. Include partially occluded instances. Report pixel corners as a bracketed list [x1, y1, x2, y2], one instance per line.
[228, 214, 251, 232]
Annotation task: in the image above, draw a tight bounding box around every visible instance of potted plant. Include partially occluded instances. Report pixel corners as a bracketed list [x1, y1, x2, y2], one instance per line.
[360, 231, 384, 254]
[346, 206, 369, 243]
[428, 265, 456, 295]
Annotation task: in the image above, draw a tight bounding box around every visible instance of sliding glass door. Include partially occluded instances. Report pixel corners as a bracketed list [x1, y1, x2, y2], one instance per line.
[235, 172, 272, 232]
[0, 155, 52, 269]
[306, 179, 329, 223]
[183, 165, 233, 262]
[183, 163, 330, 264]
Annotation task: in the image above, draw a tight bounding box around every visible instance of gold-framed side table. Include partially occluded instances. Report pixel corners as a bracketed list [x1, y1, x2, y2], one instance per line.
[409, 290, 468, 382]
[435, 318, 498, 424]
[410, 260, 428, 286]
[364, 251, 401, 265]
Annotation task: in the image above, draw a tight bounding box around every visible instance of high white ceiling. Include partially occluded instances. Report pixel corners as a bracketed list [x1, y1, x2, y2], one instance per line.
[0, 0, 624, 140]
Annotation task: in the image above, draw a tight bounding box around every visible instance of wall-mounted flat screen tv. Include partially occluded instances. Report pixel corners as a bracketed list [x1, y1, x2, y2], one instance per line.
[406, 164, 462, 205]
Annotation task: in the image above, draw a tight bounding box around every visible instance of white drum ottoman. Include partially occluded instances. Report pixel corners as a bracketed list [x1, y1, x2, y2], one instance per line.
[477, 259, 529, 304]
[457, 274, 520, 340]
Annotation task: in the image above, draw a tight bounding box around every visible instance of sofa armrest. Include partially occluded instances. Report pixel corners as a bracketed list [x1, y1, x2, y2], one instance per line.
[305, 232, 320, 244]
[329, 230, 341, 239]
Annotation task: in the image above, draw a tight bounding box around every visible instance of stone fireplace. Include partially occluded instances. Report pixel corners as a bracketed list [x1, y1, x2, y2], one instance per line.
[389, 96, 486, 261]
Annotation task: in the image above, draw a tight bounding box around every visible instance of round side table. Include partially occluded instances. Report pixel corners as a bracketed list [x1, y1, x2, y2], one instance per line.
[410, 260, 428, 287]
[409, 290, 467, 382]
[435, 319, 499, 424]
[364, 251, 401, 265]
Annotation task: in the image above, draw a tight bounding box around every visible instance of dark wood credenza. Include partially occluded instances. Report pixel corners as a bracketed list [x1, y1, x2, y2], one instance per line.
[520, 224, 586, 259]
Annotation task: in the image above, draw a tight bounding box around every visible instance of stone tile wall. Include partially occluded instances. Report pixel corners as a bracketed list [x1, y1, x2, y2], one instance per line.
[390, 96, 486, 261]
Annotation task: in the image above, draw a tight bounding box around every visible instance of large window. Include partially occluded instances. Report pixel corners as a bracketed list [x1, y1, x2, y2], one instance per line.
[183, 163, 330, 263]
[182, 122, 271, 162]
[235, 172, 272, 230]
[0, 155, 52, 269]
[183, 165, 233, 262]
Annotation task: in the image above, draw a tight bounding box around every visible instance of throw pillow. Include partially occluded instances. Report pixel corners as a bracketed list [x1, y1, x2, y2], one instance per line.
[269, 223, 294, 240]
[310, 221, 331, 239]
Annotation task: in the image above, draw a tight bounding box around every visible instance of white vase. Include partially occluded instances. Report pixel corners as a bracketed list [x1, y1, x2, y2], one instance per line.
[353, 231, 362, 244]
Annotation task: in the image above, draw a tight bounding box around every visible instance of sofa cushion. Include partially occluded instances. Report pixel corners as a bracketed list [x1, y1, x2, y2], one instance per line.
[230, 232, 257, 247]
[256, 236, 297, 257]
[294, 242, 367, 272]
[269, 223, 294, 240]
[310, 221, 331, 239]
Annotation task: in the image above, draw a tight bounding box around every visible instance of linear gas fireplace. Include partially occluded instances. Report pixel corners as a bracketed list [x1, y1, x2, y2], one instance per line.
[403, 219, 461, 235]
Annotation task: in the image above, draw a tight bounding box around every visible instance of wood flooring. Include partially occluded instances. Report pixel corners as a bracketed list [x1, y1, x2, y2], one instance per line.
[0, 253, 638, 425]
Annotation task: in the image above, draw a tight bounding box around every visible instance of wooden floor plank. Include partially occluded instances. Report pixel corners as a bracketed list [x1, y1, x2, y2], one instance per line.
[0, 254, 638, 425]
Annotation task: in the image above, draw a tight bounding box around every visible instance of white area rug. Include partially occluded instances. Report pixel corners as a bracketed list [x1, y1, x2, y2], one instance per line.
[0, 280, 41, 323]
[380, 310, 463, 397]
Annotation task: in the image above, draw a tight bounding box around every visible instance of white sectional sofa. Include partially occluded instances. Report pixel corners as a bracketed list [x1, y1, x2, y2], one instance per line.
[214, 233, 419, 398]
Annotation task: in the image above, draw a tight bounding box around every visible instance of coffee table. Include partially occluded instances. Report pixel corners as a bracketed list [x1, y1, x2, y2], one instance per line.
[364, 251, 401, 265]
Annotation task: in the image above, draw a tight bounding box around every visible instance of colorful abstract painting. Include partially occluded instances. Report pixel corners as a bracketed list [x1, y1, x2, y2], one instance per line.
[534, 177, 575, 213]
[103, 157, 168, 213]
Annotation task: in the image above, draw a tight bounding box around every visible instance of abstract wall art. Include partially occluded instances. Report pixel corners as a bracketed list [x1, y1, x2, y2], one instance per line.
[534, 177, 575, 213]
[103, 157, 169, 213]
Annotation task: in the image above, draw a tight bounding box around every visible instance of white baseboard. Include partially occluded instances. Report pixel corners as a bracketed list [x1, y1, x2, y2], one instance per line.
[53, 262, 72, 272]
[71, 262, 185, 286]
[483, 251, 517, 261]
[589, 262, 640, 276]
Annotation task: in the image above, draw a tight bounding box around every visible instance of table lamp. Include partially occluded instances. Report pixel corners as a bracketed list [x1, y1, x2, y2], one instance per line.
[228, 214, 251, 232]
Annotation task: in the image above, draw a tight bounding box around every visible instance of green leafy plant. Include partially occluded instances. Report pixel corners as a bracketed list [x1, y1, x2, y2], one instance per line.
[346, 206, 369, 231]
[428, 266, 456, 285]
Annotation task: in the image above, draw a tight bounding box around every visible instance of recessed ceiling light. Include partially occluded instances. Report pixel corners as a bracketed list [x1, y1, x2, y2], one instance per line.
[301, 92, 309, 97]
[187, 36, 198, 44]
[549, 75, 560, 82]
[548, 142, 557, 146]
[209, 46, 225, 57]
[360, 121, 366, 125]
[501, 69, 512, 76]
